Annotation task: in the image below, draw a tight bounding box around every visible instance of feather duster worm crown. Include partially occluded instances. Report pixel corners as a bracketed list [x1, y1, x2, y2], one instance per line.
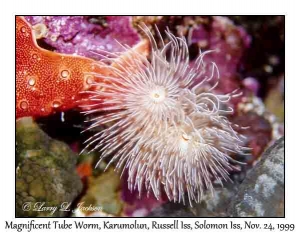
[81, 25, 248, 206]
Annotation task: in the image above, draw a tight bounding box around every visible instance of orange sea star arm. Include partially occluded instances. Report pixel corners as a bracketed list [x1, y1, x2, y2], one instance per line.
[16, 16, 110, 119]
[16, 16, 149, 119]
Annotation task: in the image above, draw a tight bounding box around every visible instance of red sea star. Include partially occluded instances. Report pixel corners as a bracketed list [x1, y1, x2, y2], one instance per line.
[16, 16, 110, 118]
[16, 16, 149, 119]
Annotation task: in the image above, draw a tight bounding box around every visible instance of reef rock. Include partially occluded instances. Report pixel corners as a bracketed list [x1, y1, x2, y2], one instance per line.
[73, 168, 123, 217]
[227, 137, 284, 217]
[194, 183, 238, 217]
[16, 117, 83, 217]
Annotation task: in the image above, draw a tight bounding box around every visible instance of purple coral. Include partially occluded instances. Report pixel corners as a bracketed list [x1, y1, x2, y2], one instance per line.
[24, 16, 141, 60]
[191, 16, 251, 94]
[243, 77, 260, 95]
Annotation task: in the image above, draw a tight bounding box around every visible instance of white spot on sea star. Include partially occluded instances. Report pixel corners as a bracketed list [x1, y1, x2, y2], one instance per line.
[20, 101, 28, 110]
[32, 53, 38, 60]
[61, 70, 70, 79]
[52, 101, 61, 108]
[28, 77, 36, 86]
[20, 26, 26, 33]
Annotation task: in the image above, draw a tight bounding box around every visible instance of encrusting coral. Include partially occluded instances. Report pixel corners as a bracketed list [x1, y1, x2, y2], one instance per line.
[24, 16, 141, 60]
[81, 25, 249, 206]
